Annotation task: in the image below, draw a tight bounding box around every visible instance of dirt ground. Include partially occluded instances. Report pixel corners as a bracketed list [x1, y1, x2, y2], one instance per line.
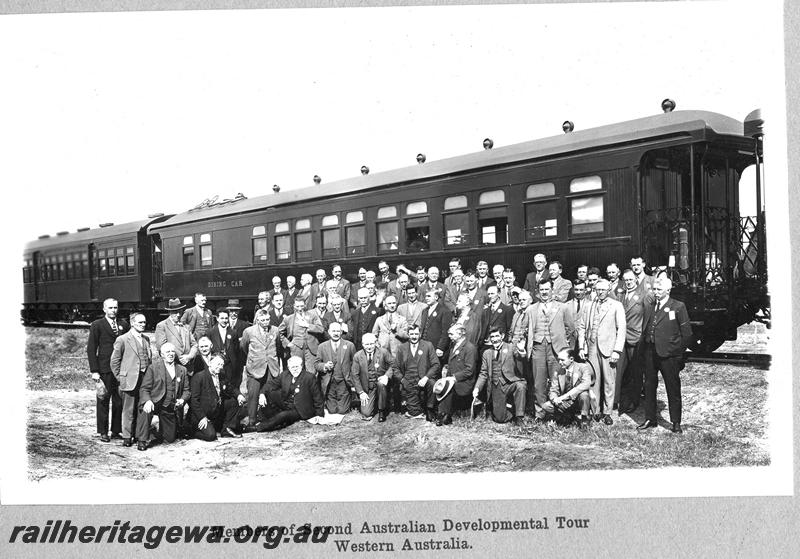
[25, 325, 771, 480]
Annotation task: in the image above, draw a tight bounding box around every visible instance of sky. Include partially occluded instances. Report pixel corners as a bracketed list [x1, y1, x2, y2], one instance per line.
[0, 1, 781, 246]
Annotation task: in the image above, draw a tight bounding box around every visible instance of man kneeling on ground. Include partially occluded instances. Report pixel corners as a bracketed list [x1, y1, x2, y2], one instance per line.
[541, 349, 592, 427]
[255, 356, 324, 432]
[136, 342, 189, 451]
[191, 355, 244, 441]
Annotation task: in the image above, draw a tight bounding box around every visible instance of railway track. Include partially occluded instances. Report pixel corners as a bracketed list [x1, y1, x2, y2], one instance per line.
[685, 352, 771, 368]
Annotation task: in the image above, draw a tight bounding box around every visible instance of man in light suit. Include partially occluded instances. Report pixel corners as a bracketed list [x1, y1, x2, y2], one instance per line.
[397, 283, 426, 330]
[87, 297, 129, 442]
[548, 261, 573, 303]
[349, 287, 383, 352]
[314, 321, 357, 414]
[330, 264, 351, 308]
[638, 277, 692, 434]
[442, 268, 465, 311]
[616, 269, 653, 414]
[239, 309, 281, 428]
[279, 298, 325, 374]
[135, 342, 189, 450]
[181, 292, 215, 340]
[110, 313, 153, 447]
[350, 333, 394, 421]
[525, 279, 572, 420]
[309, 268, 328, 305]
[391, 324, 440, 421]
[350, 267, 369, 309]
[474, 329, 526, 425]
[578, 279, 626, 424]
[564, 281, 588, 359]
[631, 256, 655, 295]
[372, 294, 409, 358]
[541, 349, 592, 427]
[154, 298, 198, 370]
[284, 275, 299, 310]
[435, 324, 477, 426]
[523, 253, 548, 295]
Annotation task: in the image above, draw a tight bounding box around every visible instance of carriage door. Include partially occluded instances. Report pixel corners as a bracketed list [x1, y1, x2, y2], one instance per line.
[88, 243, 96, 300]
[151, 235, 164, 300]
[33, 251, 43, 301]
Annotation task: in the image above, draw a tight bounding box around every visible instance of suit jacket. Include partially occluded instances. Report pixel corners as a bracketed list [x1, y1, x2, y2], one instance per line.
[266, 370, 324, 419]
[418, 280, 445, 301]
[267, 307, 287, 329]
[139, 359, 190, 405]
[420, 303, 452, 354]
[189, 369, 236, 424]
[481, 302, 513, 346]
[445, 340, 477, 396]
[229, 318, 250, 338]
[463, 288, 487, 309]
[314, 338, 357, 395]
[330, 278, 351, 306]
[270, 288, 289, 303]
[442, 283, 465, 311]
[548, 361, 593, 401]
[372, 312, 409, 357]
[154, 318, 198, 360]
[564, 298, 588, 350]
[523, 270, 547, 294]
[551, 276, 573, 303]
[397, 300, 426, 330]
[350, 347, 394, 395]
[620, 289, 653, 345]
[453, 308, 484, 348]
[390, 339, 440, 382]
[349, 280, 368, 308]
[642, 297, 692, 357]
[110, 330, 154, 392]
[180, 306, 215, 338]
[283, 287, 299, 310]
[207, 325, 240, 373]
[322, 308, 352, 339]
[295, 285, 313, 309]
[386, 279, 409, 306]
[607, 279, 626, 301]
[309, 281, 327, 304]
[525, 300, 571, 357]
[348, 304, 383, 351]
[475, 342, 524, 394]
[279, 311, 324, 354]
[509, 307, 530, 348]
[578, 298, 627, 357]
[240, 324, 281, 382]
[476, 276, 495, 291]
[497, 284, 518, 306]
[87, 317, 129, 374]
[636, 274, 656, 296]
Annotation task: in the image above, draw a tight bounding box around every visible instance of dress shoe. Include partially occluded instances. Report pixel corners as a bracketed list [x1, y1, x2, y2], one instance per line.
[99, 433, 111, 443]
[603, 414, 613, 426]
[671, 422, 683, 434]
[593, 414, 602, 422]
[122, 438, 133, 447]
[580, 416, 591, 429]
[442, 414, 452, 426]
[404, 412, 425, 419]
[511, 416, 523, 426]
[137, 441, 148, 451]
[637, 420, 657, 430]
[110, 432, 123, 440]
[223, 428, 243, 438]
[426, 410, 436, 422]
[378, 411, 388, 423]
[435, 415, 444, 427]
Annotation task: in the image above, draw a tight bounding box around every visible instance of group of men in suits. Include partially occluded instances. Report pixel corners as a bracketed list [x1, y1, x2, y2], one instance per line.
[88, 252, 693, 450]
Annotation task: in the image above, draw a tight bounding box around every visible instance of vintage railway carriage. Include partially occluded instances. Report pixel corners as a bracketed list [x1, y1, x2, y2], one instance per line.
[22, 216, 171, 323]
[150, 106, 767, 351]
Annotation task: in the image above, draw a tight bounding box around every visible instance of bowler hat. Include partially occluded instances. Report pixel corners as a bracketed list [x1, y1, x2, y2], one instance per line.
[433, 376, 456, 401]
[164, 298, 185, 312]
[225, 298, 242, 311]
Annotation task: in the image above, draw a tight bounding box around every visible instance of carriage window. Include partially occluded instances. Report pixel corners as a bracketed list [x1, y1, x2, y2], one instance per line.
[198, 234, 212, 268]
[126, 246, 135, 275]
[406, 201, 427, 215]
[570, 175, 602, 193]
[479, 190, 505, 205]
[116, 248, 126, 275]
[296, 219, 311, 230]
[107, 250, 116, 277]
[322, 229, 340, 258]
[405, 217, 429, 252]
[377, 206, 397, 219]
[525, 201, 558, 240]
[182, 236, 195, 270]
[444, 195, 468, 210]
[377, 222, 399, 253]
[252, 225, 267, 265]
[478, 189, 508, 245]
[345, 211, 363, 223]
[444, 212, 470, 246]
[98, 250, 107, 277]
[322, 214, 339, 227]
[65, 254, 73, 280]
[81, 253, 89, 279]
[346, 225, 366, 256]
[295, 231, 312, 261]
[570, 195, 604, 235]
[275, 222, 289, 233]
[526, 182, 555, 198]
[275, 234, 290, 261]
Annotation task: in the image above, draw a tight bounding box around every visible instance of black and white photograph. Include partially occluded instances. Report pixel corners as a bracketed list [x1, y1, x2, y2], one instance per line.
[1, 0, 796, 556]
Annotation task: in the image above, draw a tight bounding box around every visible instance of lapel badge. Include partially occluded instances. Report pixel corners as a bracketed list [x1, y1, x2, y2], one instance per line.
[502, 348, 507, 354]
[497, 308, 502, 313]
[294, 387, 300, 393]
[371, 310, 376, 315]
[455, 350, 460, 356]
[432, 312, 437, 317]
[664, 307, 670, 313]
[418, 350, 423, 356]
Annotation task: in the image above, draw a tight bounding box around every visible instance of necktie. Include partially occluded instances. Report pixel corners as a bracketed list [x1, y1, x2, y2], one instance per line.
[411, 344, 418, 354]
[111, 320, 118, 336]
[494, 349, 500, 360]
[333, 342, 339, 354]
[576, 300, 580, 313]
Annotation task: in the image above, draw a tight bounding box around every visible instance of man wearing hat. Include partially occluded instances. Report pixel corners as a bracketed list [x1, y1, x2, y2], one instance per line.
[473, 328, 527, 425]
[350, 332, 394, 421]
[225, 299, 250, 338]
[434, 324, 477, 426]
[154, 298, 198, 370]
[239, 308, 282, 428]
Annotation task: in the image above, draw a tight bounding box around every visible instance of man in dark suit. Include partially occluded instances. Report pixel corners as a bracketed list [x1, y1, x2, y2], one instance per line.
[314, 322, 357, 414]
[181, 292, 215, 340]
[377, 260, 397, 285]
[323, 294, 352, 340]
[475, 260, 494, 291]
[255, 356, 324, 432]
[110, 313, 153, 446]
[630, 256, 655, 296]
[309, 268, 328, 304]
[419, 288, 452, 362]
[473, 329, 527, 425]
[349, 267, 369, 309]
[418, 266, 445, 301]
[435, 324, 477, 426]
[284, 275, 299, 310]
[541, 349, 592, 427]
[87, 297, 129, 442]
[330, 265, 351, 308]
[350, 333, 394, 421]
[267, 292, 287, 329]
[207, 308, 240, 377]
[190, 355, 243, 440]
[135, 342, 190, 450]
[616, 269, 653, 414]
[480, 285, 513, 352]
[348, 287, 383, 351]
[391, 324, 440, 421]
[638, 277, 692, 434]
[522, 252, 548, 294]
[225, 300, 250, 338]
[270, 275, 288, 304]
